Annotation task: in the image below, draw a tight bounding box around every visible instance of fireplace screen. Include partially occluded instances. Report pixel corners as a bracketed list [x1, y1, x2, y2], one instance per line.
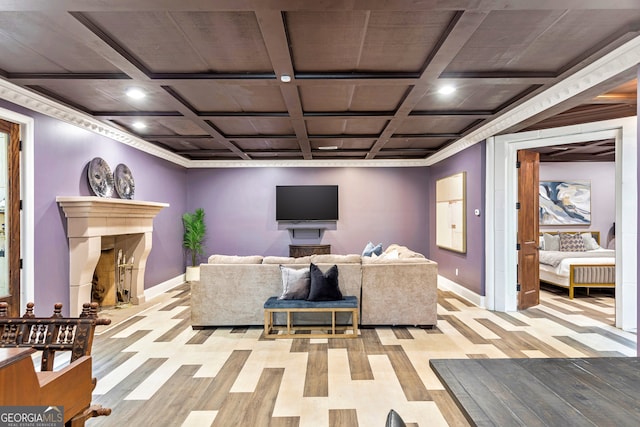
[92, 248, 134, 308]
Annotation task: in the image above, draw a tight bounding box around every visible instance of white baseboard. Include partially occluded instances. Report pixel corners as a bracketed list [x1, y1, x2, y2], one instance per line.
[437, 275, 485, 308]
[144, 274, 185, 301]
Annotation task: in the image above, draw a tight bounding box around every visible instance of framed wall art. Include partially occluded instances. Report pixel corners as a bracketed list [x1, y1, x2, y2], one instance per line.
[539, 180, 591, 225]
[436, 172, 466, 253]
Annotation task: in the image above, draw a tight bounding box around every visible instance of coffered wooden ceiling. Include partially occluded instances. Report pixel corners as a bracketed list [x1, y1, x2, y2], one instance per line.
[0, 1, 638, 162]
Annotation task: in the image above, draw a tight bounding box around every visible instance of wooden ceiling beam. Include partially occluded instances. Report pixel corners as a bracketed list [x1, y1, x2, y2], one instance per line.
[255, 10, 312, 159]
[366, 10, 490, 159]
[145, 135, 212, 140]
[6, 1, 640, 13]
[95, 112, 183, 118]
[159, 86, 251, 159]
[5, 73, 567, 88]
[36, 12, 250, 160]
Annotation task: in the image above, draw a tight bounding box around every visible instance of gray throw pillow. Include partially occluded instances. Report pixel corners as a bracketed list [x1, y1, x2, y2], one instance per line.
[278, 266, 310, 300]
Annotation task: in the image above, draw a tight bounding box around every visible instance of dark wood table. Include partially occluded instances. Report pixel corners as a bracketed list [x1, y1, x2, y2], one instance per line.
[431, 357, 640, 427]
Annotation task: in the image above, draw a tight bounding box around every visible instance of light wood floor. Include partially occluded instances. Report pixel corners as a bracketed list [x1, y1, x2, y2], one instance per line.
[84, 284, 635, 427]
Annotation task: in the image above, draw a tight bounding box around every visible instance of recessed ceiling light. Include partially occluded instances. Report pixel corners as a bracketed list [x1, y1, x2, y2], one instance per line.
[280, 74, 292, 83]
[438, 85, 456, 95]
[126, 88, 146, 99]
[318, 146, 338, 150]
[132, 121, 147, 130]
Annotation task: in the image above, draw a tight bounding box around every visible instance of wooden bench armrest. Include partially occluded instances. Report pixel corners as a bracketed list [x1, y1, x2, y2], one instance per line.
[37, 356, 91, 387]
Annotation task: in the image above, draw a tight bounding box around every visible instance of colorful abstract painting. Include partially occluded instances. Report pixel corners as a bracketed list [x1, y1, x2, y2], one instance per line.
[539, 180, 591, 225]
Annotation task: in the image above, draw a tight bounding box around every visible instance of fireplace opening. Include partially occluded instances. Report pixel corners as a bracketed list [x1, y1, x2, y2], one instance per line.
[91, 237, 135, 309]
[92, 248, 116, 307]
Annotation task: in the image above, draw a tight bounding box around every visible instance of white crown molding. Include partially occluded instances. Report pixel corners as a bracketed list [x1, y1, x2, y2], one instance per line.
[0, 77, 191, 167]
[425, 33, 640, 166]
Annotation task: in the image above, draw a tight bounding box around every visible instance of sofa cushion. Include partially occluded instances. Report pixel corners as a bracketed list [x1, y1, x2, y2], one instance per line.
[362, 241, 383, 257]
[310, 254, 361, 264]
[207, 254, 264, 264]
[383, 244, 425, 259]
[362, 255, 435, 264]
[278, 266, 311, 300]
[381, 249, 399, 260]
[307, 263, 343, 301]
[263, 256, 296, 264]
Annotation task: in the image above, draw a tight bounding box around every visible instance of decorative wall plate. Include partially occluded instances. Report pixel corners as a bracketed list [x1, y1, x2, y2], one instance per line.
[87, 157, 114, 197]
[114, 163, 135, 199]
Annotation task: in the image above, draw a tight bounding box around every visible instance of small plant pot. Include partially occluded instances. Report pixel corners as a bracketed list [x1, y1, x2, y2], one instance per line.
[185, 266, 200, 282]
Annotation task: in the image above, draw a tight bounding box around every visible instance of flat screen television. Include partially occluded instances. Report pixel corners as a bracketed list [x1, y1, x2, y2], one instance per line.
[276, 185, 339, 221]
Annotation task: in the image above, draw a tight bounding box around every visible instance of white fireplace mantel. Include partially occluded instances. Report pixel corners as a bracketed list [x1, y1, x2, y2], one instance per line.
[57, 196, 169, 316]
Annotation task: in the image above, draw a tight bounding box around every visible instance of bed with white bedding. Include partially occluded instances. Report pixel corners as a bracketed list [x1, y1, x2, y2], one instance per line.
[539, 231, 615, 299]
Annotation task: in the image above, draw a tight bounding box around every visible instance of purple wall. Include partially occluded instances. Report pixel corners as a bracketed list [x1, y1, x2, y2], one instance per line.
[1, 93, 484, 314]
[186, 167, 430, 258]
[428, 142, 486, 295]
[0, 100, 188, 316]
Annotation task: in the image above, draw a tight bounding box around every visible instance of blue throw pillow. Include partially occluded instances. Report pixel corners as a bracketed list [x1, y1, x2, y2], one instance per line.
[307, 263, 343, 301]
[362, 242, 383, 257]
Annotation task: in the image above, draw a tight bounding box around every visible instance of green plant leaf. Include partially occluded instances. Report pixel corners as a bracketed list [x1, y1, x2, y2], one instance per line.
[182, 208, 206, 266]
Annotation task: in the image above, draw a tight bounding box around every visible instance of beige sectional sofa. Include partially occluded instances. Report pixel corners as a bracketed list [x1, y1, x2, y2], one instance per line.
[191, 244, 438, 328]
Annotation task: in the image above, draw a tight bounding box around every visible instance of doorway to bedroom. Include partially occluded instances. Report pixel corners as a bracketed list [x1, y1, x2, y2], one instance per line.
[523, 142, 617, 325]
[487, 116, 636, 331]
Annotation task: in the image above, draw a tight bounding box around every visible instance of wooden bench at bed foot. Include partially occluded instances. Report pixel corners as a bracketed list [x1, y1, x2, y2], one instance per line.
[568, 263, 616, 299]
[264, 296, 359, 339]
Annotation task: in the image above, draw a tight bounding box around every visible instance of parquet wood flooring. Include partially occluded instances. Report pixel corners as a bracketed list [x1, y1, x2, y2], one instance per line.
[84, 283, 635, 427]
[303, 344, 329, 397]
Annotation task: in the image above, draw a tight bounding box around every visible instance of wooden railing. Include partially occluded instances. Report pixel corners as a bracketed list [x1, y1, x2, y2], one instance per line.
[0, 302, 111, 426]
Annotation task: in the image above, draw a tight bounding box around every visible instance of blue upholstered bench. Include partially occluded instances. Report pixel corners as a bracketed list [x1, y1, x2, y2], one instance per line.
[263, 296, 359, 339]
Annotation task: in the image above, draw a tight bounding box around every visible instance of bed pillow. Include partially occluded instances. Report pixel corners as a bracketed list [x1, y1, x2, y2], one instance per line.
[307, 263, 343, 301]
[278, 266, 311, 300]
[543, 233, 560, 251]
[559, 233, 586, 252]
[581, 232, 601, 251]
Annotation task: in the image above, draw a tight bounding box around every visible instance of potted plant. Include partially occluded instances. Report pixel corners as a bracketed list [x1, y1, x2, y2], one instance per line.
[182, 208, 206, 282]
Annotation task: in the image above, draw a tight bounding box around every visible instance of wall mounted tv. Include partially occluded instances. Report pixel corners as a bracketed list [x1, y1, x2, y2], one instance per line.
[276, 185, 339, 221]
